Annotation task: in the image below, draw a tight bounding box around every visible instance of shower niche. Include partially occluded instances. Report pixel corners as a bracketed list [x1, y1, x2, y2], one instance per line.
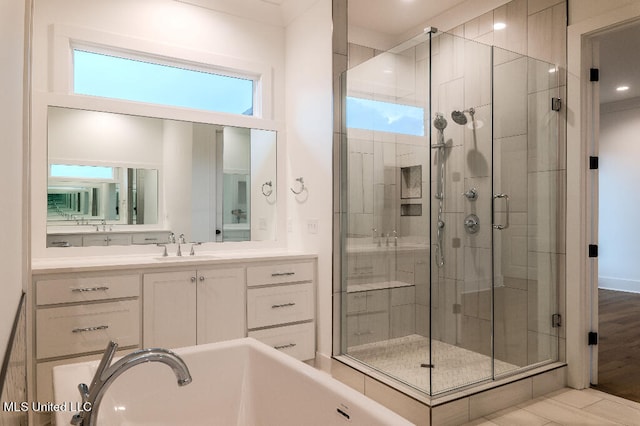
[337, 29, 564, 397]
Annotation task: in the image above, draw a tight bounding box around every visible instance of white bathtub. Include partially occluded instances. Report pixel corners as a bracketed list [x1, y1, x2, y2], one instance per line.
[53, 338, 414, 425]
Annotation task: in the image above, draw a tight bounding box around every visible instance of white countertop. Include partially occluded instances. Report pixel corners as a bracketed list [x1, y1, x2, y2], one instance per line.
[32, 250, 316, 274]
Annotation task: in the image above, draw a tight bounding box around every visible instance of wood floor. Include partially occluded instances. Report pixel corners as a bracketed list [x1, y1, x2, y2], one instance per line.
[594, 288, 640, 402]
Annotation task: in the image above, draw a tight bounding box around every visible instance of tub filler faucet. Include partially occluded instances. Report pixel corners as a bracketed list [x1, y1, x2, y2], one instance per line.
[71, 341, 192, 426]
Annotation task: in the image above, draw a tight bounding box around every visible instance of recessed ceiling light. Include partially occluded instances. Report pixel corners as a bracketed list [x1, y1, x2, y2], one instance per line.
[383, 69, 393, 74]
[494, 22, 506, 30]
[617, 85, 630, 92]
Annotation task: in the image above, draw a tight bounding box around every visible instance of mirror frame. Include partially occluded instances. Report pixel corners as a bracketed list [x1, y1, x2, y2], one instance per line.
[33, 94, 285, 256]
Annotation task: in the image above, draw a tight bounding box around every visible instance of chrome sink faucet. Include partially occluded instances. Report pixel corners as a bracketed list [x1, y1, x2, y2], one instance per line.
[177, 233, 186, 256]
[71, 341, 192, 426]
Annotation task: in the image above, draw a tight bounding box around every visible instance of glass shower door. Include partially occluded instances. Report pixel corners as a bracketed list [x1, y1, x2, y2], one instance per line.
[492, 47, 562, 377]
[429, 31, 495, 394]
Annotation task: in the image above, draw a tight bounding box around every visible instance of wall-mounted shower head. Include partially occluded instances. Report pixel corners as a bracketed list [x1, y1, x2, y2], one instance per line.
[451, 110, 467, 125]
[433, 113, 448, 130]
[451, 108, 476, 126]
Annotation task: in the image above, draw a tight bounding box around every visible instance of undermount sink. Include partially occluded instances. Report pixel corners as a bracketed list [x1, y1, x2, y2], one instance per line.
[154, 254, 219, 262]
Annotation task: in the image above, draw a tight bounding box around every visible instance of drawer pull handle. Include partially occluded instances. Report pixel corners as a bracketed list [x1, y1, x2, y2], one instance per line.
[354, 331, 373, 336]
[271, 272, 295, 277]
[71, 286, 109, 293]
[144, 237, 158, 241]
[72, 325, 109, 333]
[274, 343, 297, 350]
[272, 302, 296, 309]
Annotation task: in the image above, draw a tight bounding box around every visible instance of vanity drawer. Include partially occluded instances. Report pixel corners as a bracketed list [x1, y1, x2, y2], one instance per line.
[247, 261, 314, 287]
[247, 282, 314, 329]
[82, 234, 131, 246]
[36, 274, 140, 306]
[47, 234, 83, 248]
[248, 322, 315, 361]
[36, 299, 140, 359]
[132, 232, 171, 245]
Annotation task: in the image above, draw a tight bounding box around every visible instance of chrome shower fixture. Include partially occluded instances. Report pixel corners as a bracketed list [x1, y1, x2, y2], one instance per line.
[433, 112, 448, 131]
[451, 108, 475, 125]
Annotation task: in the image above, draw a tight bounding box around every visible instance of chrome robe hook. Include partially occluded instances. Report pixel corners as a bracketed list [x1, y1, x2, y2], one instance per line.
[262, 181, 273, 197]
[290, 177, 305, 194]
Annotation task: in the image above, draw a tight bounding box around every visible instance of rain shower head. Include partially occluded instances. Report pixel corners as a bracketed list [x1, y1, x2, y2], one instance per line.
[433, 113, 448, 130]
[451, 108, 476, 126]
[451, 110, 467, 125]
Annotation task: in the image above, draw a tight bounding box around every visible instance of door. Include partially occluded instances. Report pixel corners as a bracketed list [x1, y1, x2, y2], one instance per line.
[143, 270, 197, 348]
[492, 47, 563, 375]
[196, 267, 246, 344]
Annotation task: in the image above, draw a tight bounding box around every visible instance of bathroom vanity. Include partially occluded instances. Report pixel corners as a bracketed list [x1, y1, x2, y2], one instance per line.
[31, 252, 317, 402]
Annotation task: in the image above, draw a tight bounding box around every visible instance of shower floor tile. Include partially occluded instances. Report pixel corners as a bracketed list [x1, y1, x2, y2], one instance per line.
[347, 335, 518, 394]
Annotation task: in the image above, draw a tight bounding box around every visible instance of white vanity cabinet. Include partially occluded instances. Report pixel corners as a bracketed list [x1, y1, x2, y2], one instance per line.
[32, 272, 141, 401]
[31, 253, 317, 405]
[246, 260, 316, 361]
[143, 267, 245, 348]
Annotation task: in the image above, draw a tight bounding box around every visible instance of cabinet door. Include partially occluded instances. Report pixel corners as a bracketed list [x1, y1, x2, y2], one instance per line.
[196, 267, 245, 344]
[143, 271, 196, 349]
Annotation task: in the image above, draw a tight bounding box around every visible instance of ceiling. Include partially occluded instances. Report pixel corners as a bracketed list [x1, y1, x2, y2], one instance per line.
[175, 0, 317, 26]
[597, 22, 640, 105]
[348, 0, 468, 37]
[175, 0, 640, 106]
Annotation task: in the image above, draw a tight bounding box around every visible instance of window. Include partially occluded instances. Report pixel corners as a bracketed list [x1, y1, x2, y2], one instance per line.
[346, 96, 424, 136]
[50, 164, 114, 180]
[73, 50, 255, 115]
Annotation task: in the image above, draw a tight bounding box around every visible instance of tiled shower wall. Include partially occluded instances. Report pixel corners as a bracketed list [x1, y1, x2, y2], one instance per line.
[335, 0, 567, 369]
[0, 294, 27, 426]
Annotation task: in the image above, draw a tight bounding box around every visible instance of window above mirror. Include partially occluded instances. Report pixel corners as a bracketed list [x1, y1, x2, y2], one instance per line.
[73, 49, 256, 116]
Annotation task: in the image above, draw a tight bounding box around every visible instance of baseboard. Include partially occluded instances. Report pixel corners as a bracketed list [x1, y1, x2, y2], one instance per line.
[598, 276, 640, 294]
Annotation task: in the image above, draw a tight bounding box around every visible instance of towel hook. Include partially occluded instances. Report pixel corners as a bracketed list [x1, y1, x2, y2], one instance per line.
[290, 177, 305, 195]
[261, 181, 273, 197]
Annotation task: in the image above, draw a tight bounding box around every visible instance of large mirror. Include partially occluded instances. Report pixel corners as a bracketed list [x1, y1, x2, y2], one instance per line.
[47, 106, 277, 246]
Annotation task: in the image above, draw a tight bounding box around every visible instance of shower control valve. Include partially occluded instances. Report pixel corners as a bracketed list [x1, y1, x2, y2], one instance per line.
[462, 188, 478, 201]
[464, 214, 480, 234]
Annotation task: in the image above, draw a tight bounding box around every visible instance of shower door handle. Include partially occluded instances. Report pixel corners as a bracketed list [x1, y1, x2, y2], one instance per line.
[493, 193, 510, 230]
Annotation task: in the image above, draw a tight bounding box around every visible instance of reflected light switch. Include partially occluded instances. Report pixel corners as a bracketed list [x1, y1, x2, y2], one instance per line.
[259, 218, 267, 230]
[307, 219, 318, 234]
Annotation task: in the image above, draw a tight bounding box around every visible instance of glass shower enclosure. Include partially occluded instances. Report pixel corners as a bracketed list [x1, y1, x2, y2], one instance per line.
[337, 30, 564, 396]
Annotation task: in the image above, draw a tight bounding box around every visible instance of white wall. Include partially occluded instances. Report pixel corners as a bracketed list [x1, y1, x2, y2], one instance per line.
[598, 100, 640, 293]
[285, 0, 333, 355]
[250, 129, 278, 241]
[162, 120, 194, 241]
[0, 0, 27, 372]
[569, 0, 638, 25]
[48, 108, 164, 167]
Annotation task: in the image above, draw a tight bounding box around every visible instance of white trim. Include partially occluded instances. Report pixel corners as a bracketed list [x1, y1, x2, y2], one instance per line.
[39, 92, 282, 133]
[566, 2, 640, 390]
[598, 276, 640, 294]
[50, 23, 273, 120]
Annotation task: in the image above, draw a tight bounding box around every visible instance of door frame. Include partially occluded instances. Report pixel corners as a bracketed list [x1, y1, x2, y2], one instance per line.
[566, 3, 640, 390]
